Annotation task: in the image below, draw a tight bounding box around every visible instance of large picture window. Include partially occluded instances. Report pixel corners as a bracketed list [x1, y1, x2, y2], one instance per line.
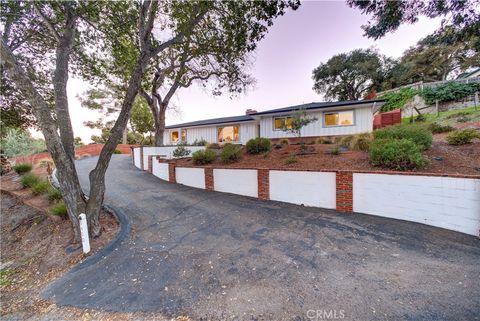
[170, 130, 179, 142]
[274, 116, 294, 130]
[218, 126, 239, 143]
[324, 110, 354, 127]
[181, 129, 187, 142]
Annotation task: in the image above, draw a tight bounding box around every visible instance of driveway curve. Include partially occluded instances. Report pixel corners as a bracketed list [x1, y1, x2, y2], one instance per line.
[43, 155, 480, 320]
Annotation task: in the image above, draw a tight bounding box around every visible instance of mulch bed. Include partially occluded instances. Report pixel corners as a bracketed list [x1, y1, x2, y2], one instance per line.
[175, 135, 480, 176]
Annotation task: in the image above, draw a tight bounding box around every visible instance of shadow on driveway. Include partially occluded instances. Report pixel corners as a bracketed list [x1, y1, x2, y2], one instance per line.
[43, 155, 480, 321]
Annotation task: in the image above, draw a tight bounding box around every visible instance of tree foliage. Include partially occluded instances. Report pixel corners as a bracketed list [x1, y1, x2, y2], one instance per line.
[347, 0, 480, 40]
[312, 49, 392, 100]
[282, 109, 318, 137]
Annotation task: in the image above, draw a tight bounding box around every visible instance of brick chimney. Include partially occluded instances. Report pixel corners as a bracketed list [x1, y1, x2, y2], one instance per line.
[245, 109, 257, 115]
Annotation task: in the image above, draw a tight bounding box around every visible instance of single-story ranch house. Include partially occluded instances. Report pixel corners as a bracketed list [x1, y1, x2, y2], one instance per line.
[164, 99, 385, 145]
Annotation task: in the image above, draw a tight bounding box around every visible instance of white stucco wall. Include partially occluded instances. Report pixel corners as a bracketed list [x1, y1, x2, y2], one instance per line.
[269, 171, 336, 209]
[133, 147, 142, 168]
[213, 169, 258, 198]
[353, 173, 480, 236]
[259, 105, 373, 139]
[152, 161, 169, 181]
[165, 122, 257, 145]
[176, 167, 205, 189]
[141, 146, 205, 169]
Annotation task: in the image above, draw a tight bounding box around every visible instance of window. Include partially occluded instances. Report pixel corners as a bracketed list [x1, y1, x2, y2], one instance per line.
[274, 116, 294, 130]
[218, 126, 239, 143]
[181, 129, 187, 142]
[170, 130, 179, 142]
[324, 110, 354, 127]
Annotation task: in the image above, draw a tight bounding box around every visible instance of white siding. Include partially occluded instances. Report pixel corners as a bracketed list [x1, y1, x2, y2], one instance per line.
[176, 167, 205, 189]
[269, 171, 336, 209]
[260, 106, 373, 139]
[353, 173, 480, 236]
[213, 169, 258, 198]
[133, 147, 142, 168]
[152, 161, 169, 181]
[165, 122, 257, 145]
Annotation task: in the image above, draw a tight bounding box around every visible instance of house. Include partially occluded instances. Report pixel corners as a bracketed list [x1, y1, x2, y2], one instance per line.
[164, 99, 385, 145]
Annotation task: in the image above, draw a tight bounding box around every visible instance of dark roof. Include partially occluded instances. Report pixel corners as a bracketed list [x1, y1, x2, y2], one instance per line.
[251, 99, 384, 116]
[165, 99, 384, 129]
[165, 114, 254, 129]
[457, 67, 480, 79]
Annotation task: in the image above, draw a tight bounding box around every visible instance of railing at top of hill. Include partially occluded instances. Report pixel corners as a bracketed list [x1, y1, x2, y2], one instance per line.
[377, 77, 480, 97]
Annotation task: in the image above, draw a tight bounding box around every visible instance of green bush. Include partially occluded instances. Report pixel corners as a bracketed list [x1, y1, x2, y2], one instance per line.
[192, 138, 208, 146]
[380, 87, 417, 112]
[220, 143, 243, 164]
[113, 149, 122, 154]
[0, 128, 47, 157]
[50, 202, 67, 217]
[285, 154, 298, 164]
[373, 124, 432, 150]
[32, 180, 50, 195]
[46, 186, 62, 201]
[446, 129, 480, 145]
[206, 143, 221, 150]
[279, 139, 289, 145]
[20, 173, 40, 188]
[338, 135, 354, 147]
[370, 139, 428, 170]
[350, 133, 373, 151]
[428, 123, 455, 134]
[421, 82, 480, 105]
[246, 137, 271, 154]
[13, 163, 32, 175]
[330, 146, 341, 155]
[172, 146, 191, 158]
[192, 149, 216, 165]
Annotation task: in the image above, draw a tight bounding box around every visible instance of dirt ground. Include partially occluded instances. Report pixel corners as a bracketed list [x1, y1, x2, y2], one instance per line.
[0, 167, 127, 320]
[175, 130, 480, 176]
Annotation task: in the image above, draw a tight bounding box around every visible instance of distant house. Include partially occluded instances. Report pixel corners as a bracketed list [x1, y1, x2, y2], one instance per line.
[164, 99, 385, 145]
[456, 67, 480, 79]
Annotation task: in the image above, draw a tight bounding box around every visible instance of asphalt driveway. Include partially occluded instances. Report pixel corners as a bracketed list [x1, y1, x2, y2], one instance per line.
[44, 155, 480, 321]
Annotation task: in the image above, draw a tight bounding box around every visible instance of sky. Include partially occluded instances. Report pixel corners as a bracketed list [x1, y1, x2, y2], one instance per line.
[63, 0, 441, 143]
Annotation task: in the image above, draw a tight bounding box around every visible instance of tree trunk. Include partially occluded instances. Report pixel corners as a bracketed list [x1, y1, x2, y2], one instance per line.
[154, 102, 167, 146]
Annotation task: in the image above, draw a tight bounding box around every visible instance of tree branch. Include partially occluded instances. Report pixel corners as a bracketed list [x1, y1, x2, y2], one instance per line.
[33, 3, 61, 42]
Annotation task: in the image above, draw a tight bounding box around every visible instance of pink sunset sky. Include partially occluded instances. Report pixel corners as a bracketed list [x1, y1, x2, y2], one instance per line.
[66, 1, 441, 143]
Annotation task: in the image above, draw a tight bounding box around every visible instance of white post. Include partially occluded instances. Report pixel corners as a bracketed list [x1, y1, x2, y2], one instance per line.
[78, 213, 91, 254]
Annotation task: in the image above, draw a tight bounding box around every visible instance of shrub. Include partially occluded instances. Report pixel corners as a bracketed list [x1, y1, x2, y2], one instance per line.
[380, 87, 417, 112]
[0, 127, 47, 157]
[428, 123, 454, 134]
[369, 139, 428, 170]
[192, 149, 216, 165]
[206, 143, 221, 149]
[420, 81, 480, 105]
[330, 146, 341, 155]
[274, 144, 282, 149]
[317, 138, 332, 144]
[172, 146, 191, 158]
[338, 135, 354, 147]
[38, 159, 54, 168]
[446, 129, 480, 145]
[246, 137, 271, 154]
[373, 124, 432, 150]
[13, 163, 32, 175]
[285, 154, 298, 164]
[20, 173, 40, 188]
[50, 202, 67, 217]
[456, 115, 471, 123]
[46, 186, 62, 201]
[192, 138, 208, 146]
[220, 143, 243, 164]
[32, 180, 50, 195]
[279, 139, 289, 145]
[113, 149, 122, 154]
[350, 133, 373, 151]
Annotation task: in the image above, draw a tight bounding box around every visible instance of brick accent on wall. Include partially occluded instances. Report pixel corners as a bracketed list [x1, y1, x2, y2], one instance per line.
[258, 169, 270, 200]
[147, 155, 153, 173]
[205, 168, 214, 191]
[336, 171, 353, 212]
[140, 146, 144, 170]
[168, 162, 176, 183]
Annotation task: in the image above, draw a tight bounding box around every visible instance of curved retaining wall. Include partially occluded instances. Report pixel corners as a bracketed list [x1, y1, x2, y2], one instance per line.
[142, 156, 480, 237]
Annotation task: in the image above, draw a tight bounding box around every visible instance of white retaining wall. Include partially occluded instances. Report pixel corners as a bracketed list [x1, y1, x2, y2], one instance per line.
[152, 161, 169, 181]
[213, 169, 258, 198]
[269, 171, 336, 209]
[353, 173, 480, 236]
[176, 167, 205, 189]
[132, 146, 206, 170]
[133, 147, 142, 168]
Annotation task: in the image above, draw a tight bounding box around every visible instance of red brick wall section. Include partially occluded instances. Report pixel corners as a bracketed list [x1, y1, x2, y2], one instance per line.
[336, 171, 353, 212]
[168, 162, 176, 183]
[258, 169, 270, 200]
[147, 155, 153, 173]
[140, 146, 144, 170]
[205, 168, 214, 191]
